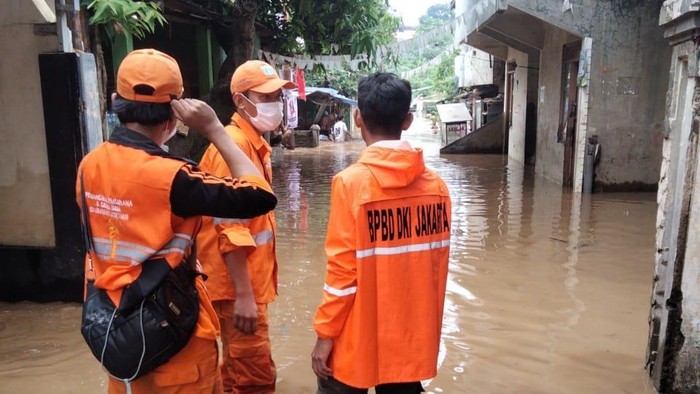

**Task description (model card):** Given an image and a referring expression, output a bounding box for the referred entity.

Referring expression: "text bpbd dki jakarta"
[366,202,450,243]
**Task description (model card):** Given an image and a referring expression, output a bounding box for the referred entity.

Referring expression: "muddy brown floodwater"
[0,120,657,393]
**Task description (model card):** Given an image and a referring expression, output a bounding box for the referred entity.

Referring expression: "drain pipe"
[583,135,600,194]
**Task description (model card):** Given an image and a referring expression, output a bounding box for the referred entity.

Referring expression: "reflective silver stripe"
[356,239,451,259]
[94,253,141,266]
[253,229,274,246]
[165,237,191,250]
[93,238,156,254]
[92,236,192,264]
[323,283,357,297]
[154,236,191,256]
[93,243,151,264]
[173,233,192,240]
[154,248,187,256]
[213,218,251,225]
[94,253,133,265]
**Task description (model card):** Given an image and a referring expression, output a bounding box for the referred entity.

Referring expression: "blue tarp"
[305,87,357,106]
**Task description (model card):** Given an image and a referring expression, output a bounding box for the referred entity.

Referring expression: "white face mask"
[242,95,284,131]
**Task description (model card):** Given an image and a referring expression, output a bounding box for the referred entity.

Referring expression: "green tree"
[417,3,452,33]
[299,2,456,101]
[385,2,455,98]
[257,0,400,61]
[304,65,364,98]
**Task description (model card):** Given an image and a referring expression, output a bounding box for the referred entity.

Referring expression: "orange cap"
[116,49,184,103]
[230,60,295,95]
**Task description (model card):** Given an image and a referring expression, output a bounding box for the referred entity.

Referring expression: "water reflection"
[0,125,657,393]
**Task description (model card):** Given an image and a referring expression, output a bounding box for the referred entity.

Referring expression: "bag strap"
[79,171,97,281]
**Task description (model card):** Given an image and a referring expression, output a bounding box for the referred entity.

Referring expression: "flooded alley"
[0,124,657,393]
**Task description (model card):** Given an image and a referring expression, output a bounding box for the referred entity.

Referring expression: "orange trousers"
[107,337,222,394]
[214,300,276,394]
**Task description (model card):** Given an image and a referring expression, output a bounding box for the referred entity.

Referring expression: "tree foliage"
[408,50,458,97]
[417,3,452,33]
[304,65,362,98]
[299,2,456,99]
[255,0,400,62]
[82,0,407,158]
[83,0,167,40]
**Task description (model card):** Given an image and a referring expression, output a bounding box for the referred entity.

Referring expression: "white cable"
[126,299,148,381]
[99,298,148,387]
[99,308,118,370]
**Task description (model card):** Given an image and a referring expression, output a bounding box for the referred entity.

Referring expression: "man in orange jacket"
[197,60,294,393]
[311,73,452,393]
[78,49,278,393]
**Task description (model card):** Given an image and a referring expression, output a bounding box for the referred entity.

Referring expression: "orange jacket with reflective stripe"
[78,139,215,340]
[313,141,451,388]
[197,114,278,303]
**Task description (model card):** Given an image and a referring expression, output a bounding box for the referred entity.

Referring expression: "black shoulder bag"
[79,173,200,382]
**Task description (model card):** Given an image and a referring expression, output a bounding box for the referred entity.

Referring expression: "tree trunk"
[167,5,257,161]
[93,28,109,140]
[67,6,87,51]
[71,6,109,142]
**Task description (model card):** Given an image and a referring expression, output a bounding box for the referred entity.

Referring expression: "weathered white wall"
[0,0,55,26]
[506,48,528,164]
[650,48,700,393]
[0,1,57,247]
[455,45,494,88]
[677,136,700,390]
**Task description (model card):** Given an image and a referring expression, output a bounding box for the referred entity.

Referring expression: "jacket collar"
[231,113,270,153]
[109,126,196,166]
[369,139,414,150]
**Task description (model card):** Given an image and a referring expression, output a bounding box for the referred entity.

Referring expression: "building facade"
[455,0,670,192]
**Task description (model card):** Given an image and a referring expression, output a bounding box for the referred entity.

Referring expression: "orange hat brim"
[249,78,296,94]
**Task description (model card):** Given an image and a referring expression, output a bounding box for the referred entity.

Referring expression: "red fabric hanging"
[295,67,306,101]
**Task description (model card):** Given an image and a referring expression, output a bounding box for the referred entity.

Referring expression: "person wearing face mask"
[77,49,278,393]
[197,60,294,394]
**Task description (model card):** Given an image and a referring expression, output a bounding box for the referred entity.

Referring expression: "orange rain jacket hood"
[357,144,426,189]
[313,141,451,388]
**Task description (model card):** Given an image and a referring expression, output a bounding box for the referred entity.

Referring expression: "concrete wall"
[585,1,669,190]
[506,48,528,164]
[0,2,57,247]
[441,114,505,154]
